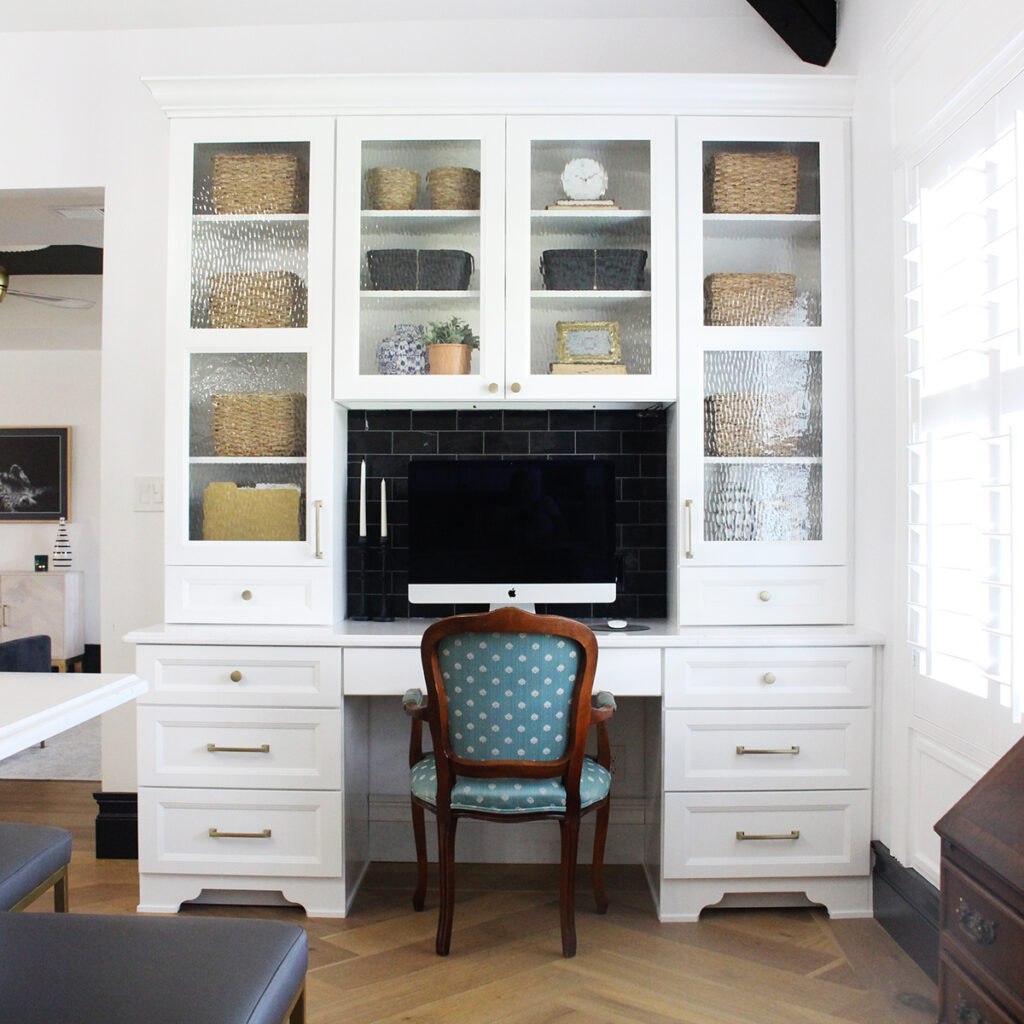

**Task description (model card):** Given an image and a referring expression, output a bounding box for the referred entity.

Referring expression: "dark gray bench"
[0,822,71,911]
[0,911,308,1024]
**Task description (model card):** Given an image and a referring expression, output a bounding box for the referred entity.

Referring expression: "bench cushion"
[0,912,307,1024]
[0,823,71,910]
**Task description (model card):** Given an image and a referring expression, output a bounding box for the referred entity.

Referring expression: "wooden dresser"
[934,736,1024,1023]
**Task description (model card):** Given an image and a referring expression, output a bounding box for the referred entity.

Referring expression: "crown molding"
[143,72,855,119]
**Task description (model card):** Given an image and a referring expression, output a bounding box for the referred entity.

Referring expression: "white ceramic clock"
[560,157,609,201]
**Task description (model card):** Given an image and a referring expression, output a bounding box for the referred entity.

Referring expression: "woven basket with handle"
[208,271,305,329]
[211,392,305,457]
[709,152,799,214]
[211,153,300,214]
[365,166,420,210]
[426,167,480,210]
[704,273,796,327]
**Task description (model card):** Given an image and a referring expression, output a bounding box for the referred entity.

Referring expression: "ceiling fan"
[0,244,100,309]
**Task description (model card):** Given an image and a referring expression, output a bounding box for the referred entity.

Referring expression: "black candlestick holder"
[349,537,371,621]
[372,537,394,622]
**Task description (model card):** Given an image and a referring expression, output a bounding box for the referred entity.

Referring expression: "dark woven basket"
[540,249,647,290]
[366,249,474,290]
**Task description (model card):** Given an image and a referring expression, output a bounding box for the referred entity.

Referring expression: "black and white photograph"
[0,426,70,522]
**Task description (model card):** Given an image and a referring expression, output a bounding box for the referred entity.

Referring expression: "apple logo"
[508,587,516,598]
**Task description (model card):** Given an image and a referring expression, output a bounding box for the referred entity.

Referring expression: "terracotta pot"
[427,343,472,375]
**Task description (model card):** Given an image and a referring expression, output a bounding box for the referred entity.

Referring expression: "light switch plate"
[134,475,164,512]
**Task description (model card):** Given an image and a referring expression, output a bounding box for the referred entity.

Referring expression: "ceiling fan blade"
[5,287,95,309]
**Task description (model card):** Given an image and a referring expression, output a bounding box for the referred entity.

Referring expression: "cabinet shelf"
[531,209,651,221]
[531,290,650,301]
[360,290,481,301]
[193,214,310,224]
[189,457,308,465]
[361,210,480,220]
[704,456,823,465]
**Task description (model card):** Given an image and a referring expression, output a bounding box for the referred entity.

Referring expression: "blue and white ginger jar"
[377,323,429,375]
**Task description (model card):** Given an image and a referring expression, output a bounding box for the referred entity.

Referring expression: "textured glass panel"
[705,350,821,457]
[189,353,307,457]
[189,463,306,543]
[704,462,823,542]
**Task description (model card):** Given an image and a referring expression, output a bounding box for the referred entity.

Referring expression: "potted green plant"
[424,316,479,375]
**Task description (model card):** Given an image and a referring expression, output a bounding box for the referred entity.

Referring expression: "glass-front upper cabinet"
[333,116,505,403]
[675,117,848,583]
[505,115,676,402]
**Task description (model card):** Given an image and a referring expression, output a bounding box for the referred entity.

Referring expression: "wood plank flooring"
[1,781,938,1023]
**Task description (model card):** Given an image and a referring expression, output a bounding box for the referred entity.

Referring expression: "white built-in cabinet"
[333,115,676,405]
[163,118,340,625]
[673,117,850,625]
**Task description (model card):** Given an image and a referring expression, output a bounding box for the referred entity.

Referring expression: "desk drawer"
[663,789,870,879]
[138,787,342,877]
[664,647,872,709]
[138,706,341,789]
[137,646,340,708]
[939,950,1021,1024]
[664,709,871,790]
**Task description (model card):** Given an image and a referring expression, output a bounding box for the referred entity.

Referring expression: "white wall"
[0,349,102,641]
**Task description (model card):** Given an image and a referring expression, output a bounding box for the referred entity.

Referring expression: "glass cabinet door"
[334,116,505,402]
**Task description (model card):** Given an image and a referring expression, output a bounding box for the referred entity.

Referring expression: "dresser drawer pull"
[758,590,771,602]
[956,899,997,945]
[762,672,777,684]
[736,830,800,841]
[241,589,253,601]
[736,745,800,756]
[955,994,988,1024]
[206,743,270,754]
[229,670,243,683]
[208,828,272,839]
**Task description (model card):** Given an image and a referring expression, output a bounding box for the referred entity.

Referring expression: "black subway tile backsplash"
[346,407,667,621]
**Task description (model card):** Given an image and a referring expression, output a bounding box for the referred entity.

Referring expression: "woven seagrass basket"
[705,391,801,457]
[426,166,481,210]
[211,392,305,457]
[704,273,796,327]
[202,482,300,541]
[211,153,301,214]
[708,152,799,214]
[208,271,305,329]
[365,166,420,210]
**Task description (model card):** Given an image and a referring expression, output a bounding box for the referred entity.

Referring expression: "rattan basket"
[705,392,801,457]
[365,166,420,210]
[211,153,301,215]
[202,482,301,541]
[704,273,796,327]
[208,271,305,329]
[708,152,799,214]
[211,392,305,457]
[426,166,481,210]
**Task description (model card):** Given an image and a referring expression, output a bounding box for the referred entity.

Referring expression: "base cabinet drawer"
[138,706,341,789]
[939,951,1021,1024]
[663,789,870,879]
[139,788,342,877]
[664,709,872,790]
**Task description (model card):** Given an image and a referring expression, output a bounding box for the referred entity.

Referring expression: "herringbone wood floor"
[3,781,938,1023]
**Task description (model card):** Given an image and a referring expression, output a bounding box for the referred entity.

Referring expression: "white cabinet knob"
[758,590,771,602]
[762,672,777,684]
[241,589,253,601]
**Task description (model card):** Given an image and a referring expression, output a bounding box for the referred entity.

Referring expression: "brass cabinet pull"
[1,604,7,627]
[206,743,270,754]
[956,899,997,945]
[736,745,800,756]
[314,499,324,559]
[510,382,522,393]
[762,672,777,684]
[229,670,242,683]
[208,828,271,839]
[241,589,253,601]
[684,499,694,559]
[736,830,800,841]
[954,994,988,1024]
[758,590,772,602]
[488,382,499,393]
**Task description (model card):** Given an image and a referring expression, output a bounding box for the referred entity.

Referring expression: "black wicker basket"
[540,248,647,290]
[366,249,474,290]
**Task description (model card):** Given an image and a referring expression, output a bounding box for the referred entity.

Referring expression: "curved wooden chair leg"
[559,815,581,958]
[592,801,610,914]
[435,814,458,956]
[411,800,428,912]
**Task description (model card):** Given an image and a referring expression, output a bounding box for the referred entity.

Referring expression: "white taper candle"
[358,460,367,537]
[380,478,388,538]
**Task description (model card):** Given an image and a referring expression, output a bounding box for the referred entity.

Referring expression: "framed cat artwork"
[0,427,71,522]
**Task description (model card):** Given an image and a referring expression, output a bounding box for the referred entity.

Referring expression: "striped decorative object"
[51,517,72,569]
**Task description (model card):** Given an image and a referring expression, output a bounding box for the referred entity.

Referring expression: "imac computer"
[407,457,617,609]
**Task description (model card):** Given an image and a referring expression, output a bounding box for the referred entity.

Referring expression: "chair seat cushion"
[411,753,611,814]
[0,912,307,1024]
[0,823,71,911]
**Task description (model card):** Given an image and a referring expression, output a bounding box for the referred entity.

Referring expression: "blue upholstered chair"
[404,607,616,957]
[0,634,52,673]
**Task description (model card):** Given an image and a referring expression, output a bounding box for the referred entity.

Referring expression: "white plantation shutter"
[905,72,1024,720]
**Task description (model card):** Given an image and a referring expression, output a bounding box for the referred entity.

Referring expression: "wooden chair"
[403,606,616,957]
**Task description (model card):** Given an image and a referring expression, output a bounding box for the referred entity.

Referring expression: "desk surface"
[0,672,148,760]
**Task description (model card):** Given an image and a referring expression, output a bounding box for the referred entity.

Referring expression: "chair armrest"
[403,688,429,720]
[590,690,616,724]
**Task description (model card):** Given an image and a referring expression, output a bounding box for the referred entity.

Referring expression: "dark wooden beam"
[746,0,836,67]
[0,244,103,275]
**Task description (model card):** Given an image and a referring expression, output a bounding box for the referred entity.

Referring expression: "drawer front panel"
[664,709,872,790]
[941,859,1024,1005]
[138,706,341,789]
[138,787,342,877]
[137,646,341,707]
[678,567,848,626]
[939,951,1021,1024]
[663,789,871,879]
[165,565,332,625]
[664,647,872,709]
[594,648,662,697]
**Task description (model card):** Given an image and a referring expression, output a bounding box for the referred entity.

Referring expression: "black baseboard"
[83,643,101,673]
[872,840,939,981]
[93,791,138,860]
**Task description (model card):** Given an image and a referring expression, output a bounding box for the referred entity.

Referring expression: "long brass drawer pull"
[736,830,800,841]
[684,499,695,558]
[956,899,997,945]
[736,745,800,756]
[208,828,272,839]
[206,743,270,754]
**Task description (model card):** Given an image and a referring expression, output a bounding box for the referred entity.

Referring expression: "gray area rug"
[0,717,101,780]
